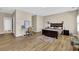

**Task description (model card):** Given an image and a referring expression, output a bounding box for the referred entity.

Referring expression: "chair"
[71,36,79,51]
[26,27,33,36]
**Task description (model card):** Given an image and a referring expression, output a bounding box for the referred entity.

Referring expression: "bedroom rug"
[36,35,55,43]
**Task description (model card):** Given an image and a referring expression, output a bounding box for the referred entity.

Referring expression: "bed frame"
[50,21,63,29]
[42,21,63,39]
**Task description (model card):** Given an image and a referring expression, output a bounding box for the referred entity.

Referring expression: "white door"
[4,17,12,32]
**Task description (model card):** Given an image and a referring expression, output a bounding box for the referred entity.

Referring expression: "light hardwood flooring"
[0,33,73,51]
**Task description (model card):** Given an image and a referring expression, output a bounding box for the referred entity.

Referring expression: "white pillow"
[58,27,62,29]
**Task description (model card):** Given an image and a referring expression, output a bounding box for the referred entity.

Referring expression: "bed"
[42,21,63,39]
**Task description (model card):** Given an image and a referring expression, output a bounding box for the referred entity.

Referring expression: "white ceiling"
[0,7,78,16]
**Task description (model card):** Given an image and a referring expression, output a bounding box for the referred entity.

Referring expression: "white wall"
[32,15,44,32]
[44,11,77,34]
[15,10,32,37]
[32,15,37,32]
[36,16,43,32]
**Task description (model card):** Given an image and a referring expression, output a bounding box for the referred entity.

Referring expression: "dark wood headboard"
[50,21,63,29]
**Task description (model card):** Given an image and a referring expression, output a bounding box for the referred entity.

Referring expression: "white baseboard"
[0,32,12,35]
[16,33,25,37]
[0,32,5,34]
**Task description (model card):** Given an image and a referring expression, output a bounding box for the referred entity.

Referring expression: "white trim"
[0,32,5,34]
[15,33,25,37]
[0,32,12,34]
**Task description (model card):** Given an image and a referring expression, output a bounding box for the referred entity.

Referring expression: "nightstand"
[63,30,69,36]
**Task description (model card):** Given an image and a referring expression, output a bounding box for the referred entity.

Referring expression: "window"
[77,16,79,32]
[24,20,30,31]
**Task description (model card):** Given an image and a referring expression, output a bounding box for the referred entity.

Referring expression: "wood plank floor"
[0,33,73,51]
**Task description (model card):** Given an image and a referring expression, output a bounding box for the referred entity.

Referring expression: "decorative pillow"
[50,27,54,29]
[58,27,62,29]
